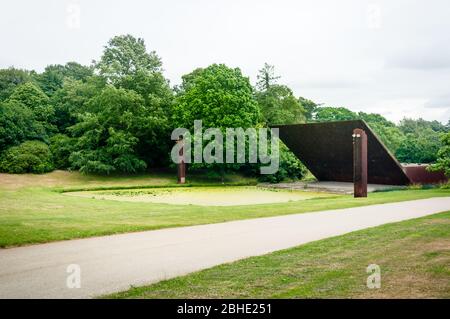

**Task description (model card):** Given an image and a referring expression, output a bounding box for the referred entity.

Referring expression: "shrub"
[0,140,54,174]
[258,144,307,183]
[440,182,450,189]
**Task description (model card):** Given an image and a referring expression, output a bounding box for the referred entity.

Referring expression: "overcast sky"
[1,0,449,123]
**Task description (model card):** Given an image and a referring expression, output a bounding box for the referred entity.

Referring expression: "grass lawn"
[1,170,449,247]
[108,211,450,299]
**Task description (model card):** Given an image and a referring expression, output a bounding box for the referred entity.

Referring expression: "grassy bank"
[108,211,450,299]
[1,171,449,247]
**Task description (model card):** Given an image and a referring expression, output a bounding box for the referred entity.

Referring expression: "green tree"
[358,112,395,127]
[0,68,33,101]
[429,132,450,177]
[399,118,448,134]
[96,34,162,84]
[68,86,154,174]
[50,76,106,133]
[370,124,405,155]
[256,84,306,125]
[395,118,445,163]
[314,106,357,121]
[0,83,55,152]
[92,35,174,166]
[174,64,260,176]
[258,143,307,183]
[0,140,54,174]
[255,64,306,125]
[34,62,93,96]
[299,97,318,121]
[0,100,46,153]
[8,82,55,126]
[96,35,174,166]
[358,112,405,154]
[175,64,260,129]
[396,128,441,163]
[256,63,280,91]
[49,134,77,169]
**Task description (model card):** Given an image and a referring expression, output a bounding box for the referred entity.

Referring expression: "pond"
[66,186,331,206]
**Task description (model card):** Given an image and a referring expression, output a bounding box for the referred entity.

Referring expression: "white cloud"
[425,94,450,109]
[1,0,450,124]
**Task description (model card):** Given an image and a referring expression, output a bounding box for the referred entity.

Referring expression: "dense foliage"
[0,141,53,173]
[429,132,450,177]
[174,64,260,129]
[69,86,149,174]
[0,36,447,180]
[173,64,261,176]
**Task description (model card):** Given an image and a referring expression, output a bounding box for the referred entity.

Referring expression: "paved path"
[1,197,449,298]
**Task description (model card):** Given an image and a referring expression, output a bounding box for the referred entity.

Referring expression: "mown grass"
[0,171,449,247]
[108,211,450,299]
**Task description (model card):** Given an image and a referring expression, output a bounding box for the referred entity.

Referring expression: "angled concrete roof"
[273,120,411,185]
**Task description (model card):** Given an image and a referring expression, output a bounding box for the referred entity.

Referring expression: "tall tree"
[95,35,173,165]
[256,63,280,91]
[175,64,260,129]
[95,34,162,84]
[255,64,306,125]
[174,64,261,177]
[256,84,306,125]
[69,86,150,174]
[299,97,318,121]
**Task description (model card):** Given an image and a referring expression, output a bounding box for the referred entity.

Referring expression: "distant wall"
[402,165,447,185]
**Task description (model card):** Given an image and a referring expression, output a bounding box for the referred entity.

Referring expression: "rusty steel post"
[353,128,367,197]
[177,138,186,184]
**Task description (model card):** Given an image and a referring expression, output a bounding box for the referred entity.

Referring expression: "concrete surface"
[260,181,405,194]
[0,197,449,299]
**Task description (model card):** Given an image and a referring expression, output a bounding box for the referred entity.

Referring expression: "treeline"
[0,35,448,180]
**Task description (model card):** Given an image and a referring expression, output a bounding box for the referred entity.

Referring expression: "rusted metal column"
[353,128,367,197]
[177,138,186,184]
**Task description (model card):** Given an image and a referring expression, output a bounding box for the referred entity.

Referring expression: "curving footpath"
[1,197,449,298]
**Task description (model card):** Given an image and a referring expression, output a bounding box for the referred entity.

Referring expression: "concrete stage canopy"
[273,120,411,185]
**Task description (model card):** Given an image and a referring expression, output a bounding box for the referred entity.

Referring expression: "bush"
[440,182,450,189]
[0,140,54,173]
[258,144,307,183]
